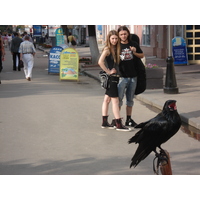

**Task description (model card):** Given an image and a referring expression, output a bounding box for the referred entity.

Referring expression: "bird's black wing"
[129,113,167,144]
[134,113,163,129]
[129,115,169,168]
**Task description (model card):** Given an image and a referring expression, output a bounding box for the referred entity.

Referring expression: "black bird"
[128,100,182,169]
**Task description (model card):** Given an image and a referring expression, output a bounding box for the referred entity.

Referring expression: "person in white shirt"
[19,36,36,81]
[22,31,33,43]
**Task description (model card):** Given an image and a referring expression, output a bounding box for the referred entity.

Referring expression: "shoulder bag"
[99,70,110,89]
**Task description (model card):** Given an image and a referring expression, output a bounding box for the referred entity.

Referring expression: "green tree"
[0,25,13,34]
[16,25,25,33]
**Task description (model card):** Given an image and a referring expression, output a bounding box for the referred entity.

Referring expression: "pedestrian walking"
[11,32,23,71]
[68,32,76,48]
[8,34,12,50]
[0,34,5,84]
[117,26,144,127]
[22,31,33,43]
[19,35,36,81]
[98,30,131,131]
[3,34,8,48]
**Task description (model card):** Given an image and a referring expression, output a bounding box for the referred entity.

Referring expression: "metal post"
[163,25,179,94]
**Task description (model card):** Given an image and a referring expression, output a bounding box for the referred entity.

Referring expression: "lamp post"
[163,25,179,94]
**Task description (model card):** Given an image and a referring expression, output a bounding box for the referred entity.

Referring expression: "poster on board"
[55,28,64,46]
[172,37,188,65]
[33,25,42,36]
[60,48,79,81]
[48,46,64,74]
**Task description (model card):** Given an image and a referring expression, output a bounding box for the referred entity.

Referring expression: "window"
[142,25,150,46]
[186,32,193,37]
[185,25,200,63]
[186,25,193,30]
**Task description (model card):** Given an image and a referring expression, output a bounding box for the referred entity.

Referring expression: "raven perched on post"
[128,100,181,169]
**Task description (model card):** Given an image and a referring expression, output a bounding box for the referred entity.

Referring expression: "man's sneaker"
[125,118,137,127]
[101,121,115,129]
[115,118,131,132]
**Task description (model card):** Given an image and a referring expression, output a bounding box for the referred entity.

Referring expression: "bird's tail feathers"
[128,135,138,144]
[130,145,152,168]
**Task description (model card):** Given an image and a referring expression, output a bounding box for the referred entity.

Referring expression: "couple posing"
[98,26,144,131]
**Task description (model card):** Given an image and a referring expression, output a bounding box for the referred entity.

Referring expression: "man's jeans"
[118,77,137,107]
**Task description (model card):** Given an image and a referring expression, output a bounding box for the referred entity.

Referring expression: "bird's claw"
[159,149,169,160]
[153,150,169,175]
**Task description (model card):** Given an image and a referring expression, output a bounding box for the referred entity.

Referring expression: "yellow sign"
[60,48,79,81]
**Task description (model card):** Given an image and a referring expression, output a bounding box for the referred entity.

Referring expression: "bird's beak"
[168,102,177,111]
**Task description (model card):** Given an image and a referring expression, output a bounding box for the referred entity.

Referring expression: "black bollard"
[163,56,179,94]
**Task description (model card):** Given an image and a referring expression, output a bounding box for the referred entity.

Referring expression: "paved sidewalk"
[39,45,200,131]
[1,46,200,176]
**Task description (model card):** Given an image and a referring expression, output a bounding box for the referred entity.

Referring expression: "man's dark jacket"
[11,37,23,53]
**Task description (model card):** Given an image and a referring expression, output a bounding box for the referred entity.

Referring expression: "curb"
[82,71,100,83]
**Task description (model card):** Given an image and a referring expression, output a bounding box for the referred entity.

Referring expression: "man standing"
[117,26,144,127]
[11,32,23,71]
[19,36,36,81]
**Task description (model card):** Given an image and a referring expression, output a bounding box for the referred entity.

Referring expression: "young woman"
[98,30,131,131]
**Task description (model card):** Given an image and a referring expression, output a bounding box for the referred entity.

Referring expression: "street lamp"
[163,25,179,94]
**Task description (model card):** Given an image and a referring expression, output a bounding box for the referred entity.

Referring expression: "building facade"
[15,25,200,64]
[99,25,200,64]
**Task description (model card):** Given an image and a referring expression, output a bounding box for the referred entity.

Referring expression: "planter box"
[146,68,163,89]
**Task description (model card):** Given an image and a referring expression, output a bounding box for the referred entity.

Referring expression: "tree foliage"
[0,25,13,34]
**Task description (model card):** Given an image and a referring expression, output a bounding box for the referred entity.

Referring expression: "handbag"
[99,71,110,89]
[134,58,146,95]
[19,60,24,68]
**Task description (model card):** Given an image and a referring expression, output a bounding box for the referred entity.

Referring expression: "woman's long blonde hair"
[104,30,120,64]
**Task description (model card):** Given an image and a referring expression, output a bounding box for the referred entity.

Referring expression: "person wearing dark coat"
[11,32,23,71]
